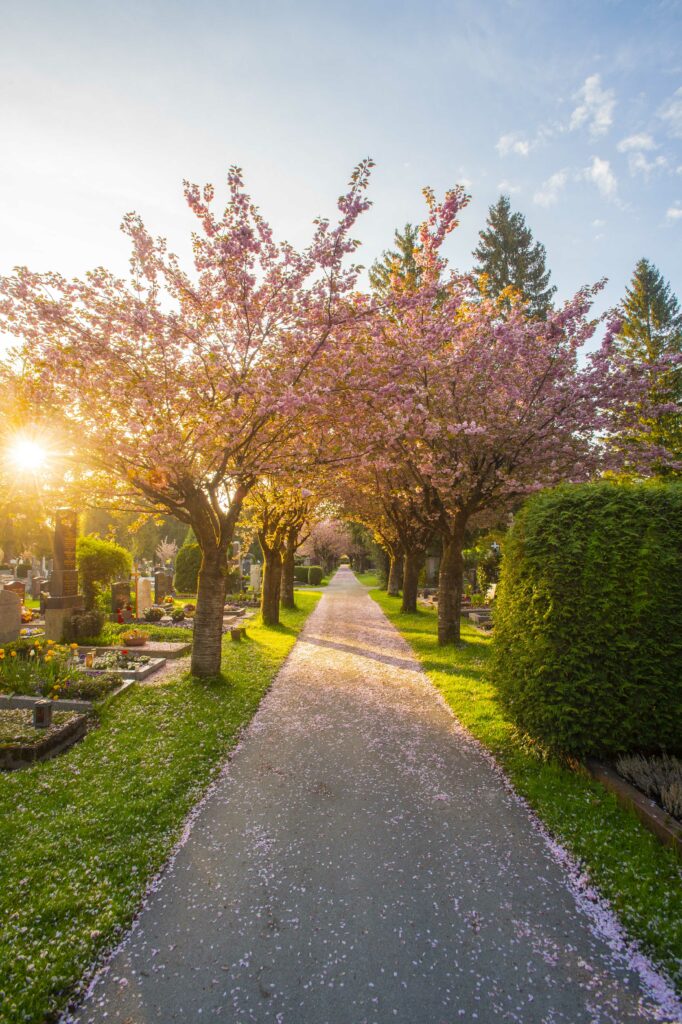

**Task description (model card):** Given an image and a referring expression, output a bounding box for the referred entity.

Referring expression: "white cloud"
[617,132,656,152]
[627,151,667,177]
[496,133,531,157]
[592,218,605,227]
[667,204,682,220]
[570,74,615,136]
[497,179,521,194]
[583,156,618,199]
[659,87,682,138]
[533,170,568,207]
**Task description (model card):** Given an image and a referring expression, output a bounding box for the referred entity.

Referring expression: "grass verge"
[371,590,682,992]
[0,592,320,1024]
[354,571,379,587]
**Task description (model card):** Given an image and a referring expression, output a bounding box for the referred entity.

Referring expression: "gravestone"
[249,564,262,596]
[31,576,48,600]
[45,509,84,641]
[137,578,153,618]
[111,580,131,613]
[0,590,21,643]
[154,571,169,605]
[3,579,26,602]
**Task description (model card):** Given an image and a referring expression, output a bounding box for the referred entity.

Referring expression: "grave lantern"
[33,700,53,729]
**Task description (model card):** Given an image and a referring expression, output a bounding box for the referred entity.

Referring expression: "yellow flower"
[10,651,17,658]
[70,643,78,650]
[0,652,5,660]
[47,639,55,646]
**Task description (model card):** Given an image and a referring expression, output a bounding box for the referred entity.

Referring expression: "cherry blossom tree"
[0,162,373,675]
[241,481,319,625]
[353,185,678,644]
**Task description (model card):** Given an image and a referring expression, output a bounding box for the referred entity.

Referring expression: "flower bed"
[0,640,121,702]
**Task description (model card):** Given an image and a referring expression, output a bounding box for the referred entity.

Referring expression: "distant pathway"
[68,569,680,1023]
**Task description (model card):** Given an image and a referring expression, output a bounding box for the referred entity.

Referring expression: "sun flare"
[7,436,49,472]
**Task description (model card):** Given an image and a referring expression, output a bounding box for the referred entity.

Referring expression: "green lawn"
[354,570,379,587]
[0,592,320,1024]
[371,591,682,992]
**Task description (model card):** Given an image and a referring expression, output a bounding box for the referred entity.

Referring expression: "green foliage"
[369,223,422,296]
[293,565,310,583]
[492,482,682,758]
[62,609,105,644]
[371,590,682,990]
[170,607,185,622]
[76,535,132,612]
[15,562,31,580]
[307,565,324,585]
[615,258,682,471]
[0,592,320,1024]
[174,541,201,593]
[473,195,556,318]
[144,607,164,622]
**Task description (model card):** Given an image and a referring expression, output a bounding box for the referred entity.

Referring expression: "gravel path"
[67,568,680,1024]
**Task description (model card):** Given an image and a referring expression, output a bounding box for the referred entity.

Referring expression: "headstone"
[33,700,53,729]
[249,564,262,595]
[44,509,84,641]
[137,578,153,618]
[111,580,131,612]
[0,590,21,643]
[3,579,26,602]
[154,571,169,605]
[31,576,47,600]
[50,509,79,598]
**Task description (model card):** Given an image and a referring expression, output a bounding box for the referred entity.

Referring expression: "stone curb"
[586,758,682,857]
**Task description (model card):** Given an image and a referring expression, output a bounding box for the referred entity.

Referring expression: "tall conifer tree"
[369,223,422,295]
[473,195,556,318]
[616,258,682,471]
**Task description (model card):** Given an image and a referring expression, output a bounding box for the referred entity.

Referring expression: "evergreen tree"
[616,258,682,471]
[369,223,422,295]
[473,195,556,318]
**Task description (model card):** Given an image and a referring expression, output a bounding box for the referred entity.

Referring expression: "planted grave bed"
[0,639,122,702]
[0,708,89,770]
[81,650,166,681]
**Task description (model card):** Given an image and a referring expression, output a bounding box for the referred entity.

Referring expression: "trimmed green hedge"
[492,481,682,758]
[293,565,309,583]
[307,565,324,585]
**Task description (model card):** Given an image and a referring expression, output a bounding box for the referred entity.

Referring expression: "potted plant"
[120,629,149,648]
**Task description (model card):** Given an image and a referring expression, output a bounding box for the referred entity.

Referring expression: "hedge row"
[492,481,682,758]
[294,565,324,585]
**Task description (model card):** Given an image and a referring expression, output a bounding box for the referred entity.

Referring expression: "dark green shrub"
[171,607,185,622]
[144,606,164,622]
[174,543,201,593]
[63,610,106,644]
[307,565,324,586]
[76,536,132,612]
[492,482,682,758]
[294,565,309,583]
[15,562,32,579]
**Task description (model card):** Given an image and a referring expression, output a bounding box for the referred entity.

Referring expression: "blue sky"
[1,0,680,326]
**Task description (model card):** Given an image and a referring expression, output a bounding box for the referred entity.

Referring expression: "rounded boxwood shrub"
[174,543,201,593]
[293,565,309,583]
[307,565,324,586]
[492,481,682,759]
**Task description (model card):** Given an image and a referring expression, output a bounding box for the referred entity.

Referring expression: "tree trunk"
[387,547,404,596]
[261,550,283,626]
[280,531,296,610]
[401,549,423,613]
[437,524,466,645]
[191,547,229,677]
